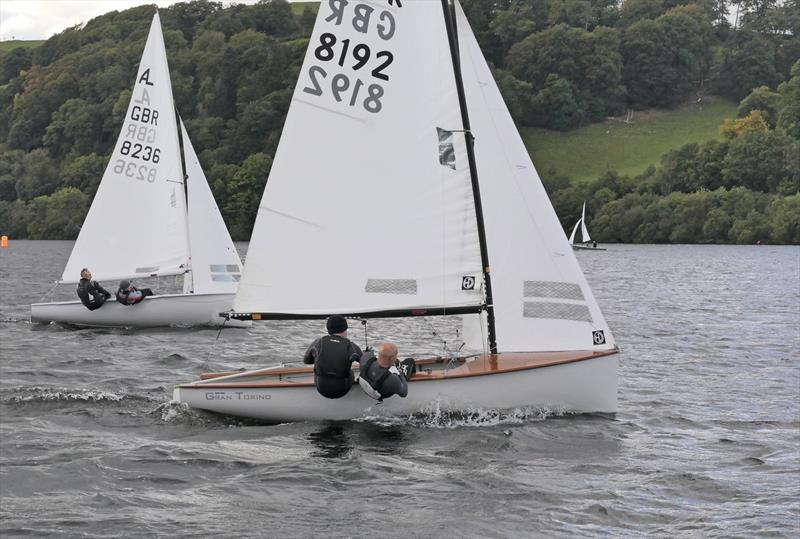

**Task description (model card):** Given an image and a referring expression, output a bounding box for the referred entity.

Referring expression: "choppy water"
[1,241,798,537]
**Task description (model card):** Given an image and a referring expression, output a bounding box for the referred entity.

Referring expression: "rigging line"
[206,316,229,363]
[422,316,467,372]
[420,316,452,360]
[37,281,60,303]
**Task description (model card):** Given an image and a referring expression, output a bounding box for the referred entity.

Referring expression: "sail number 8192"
[303,66,383,114]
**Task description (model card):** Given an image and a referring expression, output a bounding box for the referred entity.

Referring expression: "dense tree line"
[546,60,800,244]
[0,0,797,243]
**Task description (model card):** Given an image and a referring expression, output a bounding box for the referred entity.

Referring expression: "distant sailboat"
[570,202,605,251]
[31,13,246,328]
[173,0,618,421]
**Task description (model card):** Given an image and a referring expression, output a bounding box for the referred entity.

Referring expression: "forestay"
[60,13,187,284]
[454,3,615,352]
[181,120,242,294]
[234,0,484,315]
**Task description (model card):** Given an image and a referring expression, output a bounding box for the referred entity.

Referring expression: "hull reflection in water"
[174,351,618,422]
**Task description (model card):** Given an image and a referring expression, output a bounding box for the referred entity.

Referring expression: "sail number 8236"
[120,141,160,162]
[113,159,157,183]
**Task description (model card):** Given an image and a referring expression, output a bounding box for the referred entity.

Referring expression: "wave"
[0,386,157,406]
[0,316,31,324]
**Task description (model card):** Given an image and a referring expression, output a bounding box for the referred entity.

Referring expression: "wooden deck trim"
[198,357,449,380]
[181,349,618,390]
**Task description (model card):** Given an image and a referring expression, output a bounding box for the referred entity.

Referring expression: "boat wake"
[358,400,568,429]
[154,399,263,428]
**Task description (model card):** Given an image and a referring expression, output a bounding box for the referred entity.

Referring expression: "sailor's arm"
[94,282,111,297]
[303,338,321,364]
[386,368,408,398]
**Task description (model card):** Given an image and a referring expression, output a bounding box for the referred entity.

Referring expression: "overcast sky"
[0,0,301,41]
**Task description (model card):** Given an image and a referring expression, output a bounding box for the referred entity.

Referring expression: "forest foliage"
[0,0,797,243]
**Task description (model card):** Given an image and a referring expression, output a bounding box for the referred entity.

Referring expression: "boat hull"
[31,293,248,328]
[174,352,618,422]
[572,244,606,251]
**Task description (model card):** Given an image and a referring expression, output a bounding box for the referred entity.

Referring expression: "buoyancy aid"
[313,335,356,399]
[76,281,92,306]
[314,335,354,379]
[357,353,392,401]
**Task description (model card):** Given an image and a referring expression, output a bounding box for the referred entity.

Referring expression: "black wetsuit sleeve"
[348,342,363,362]
[94,282,111,297]
[304,338,321,364]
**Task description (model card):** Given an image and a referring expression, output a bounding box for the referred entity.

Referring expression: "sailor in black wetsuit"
[304,315,363,399]
[358,341,410,401]
[76,268,111,311]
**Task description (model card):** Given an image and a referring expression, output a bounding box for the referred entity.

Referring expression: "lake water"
[1,241,798,537]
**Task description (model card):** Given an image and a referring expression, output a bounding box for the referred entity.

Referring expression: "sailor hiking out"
[115,280,154,306]
[358,342,413,401]
[76,268,111,311]
[304,315,363,399]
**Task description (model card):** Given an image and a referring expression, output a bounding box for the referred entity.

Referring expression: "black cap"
[119,280,131,290]
[326,315,348,335]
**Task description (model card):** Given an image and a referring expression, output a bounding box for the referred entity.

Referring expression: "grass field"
[0,39,45,52]
[522,98,738,182]
[0,40,45,52]
[290,2,319,15]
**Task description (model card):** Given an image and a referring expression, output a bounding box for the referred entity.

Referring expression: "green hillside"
[290,2,319,15]
[0,40,44,52]
[522,99,738,182]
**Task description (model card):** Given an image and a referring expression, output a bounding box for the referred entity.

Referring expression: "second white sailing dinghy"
[569,202,606,251]
[31,13,245,328]
[174,0,619,421]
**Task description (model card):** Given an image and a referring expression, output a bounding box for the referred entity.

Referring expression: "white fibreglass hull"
[31,293,248,328]
[174,353,618,422]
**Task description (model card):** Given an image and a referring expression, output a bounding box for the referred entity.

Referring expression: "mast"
[176,112,194,293]
[441,0,498,354]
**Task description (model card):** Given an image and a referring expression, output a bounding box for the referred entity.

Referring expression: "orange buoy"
[0,235,7,249]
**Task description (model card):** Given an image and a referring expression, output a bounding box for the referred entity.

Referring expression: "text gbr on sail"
[325,0,396,40]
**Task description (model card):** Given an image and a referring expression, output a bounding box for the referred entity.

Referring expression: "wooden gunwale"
[198,356,454,380]
[181,349,618,389]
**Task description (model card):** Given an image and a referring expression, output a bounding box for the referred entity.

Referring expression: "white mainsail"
[234,1,484,315]
[454,2,615,352]
[580,201,591,242]
[569,218,582,245]
[61,13,187,284]
[181,120,242,294]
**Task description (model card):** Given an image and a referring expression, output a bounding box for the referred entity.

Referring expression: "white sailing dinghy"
[569,202,606,251]
[31,13,245,328]
[173,0,618,421]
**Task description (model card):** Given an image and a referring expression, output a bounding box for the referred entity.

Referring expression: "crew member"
[358,341,411,400]
[304,315,363,399]
[76,268,111,311]
[115,280,154,306]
